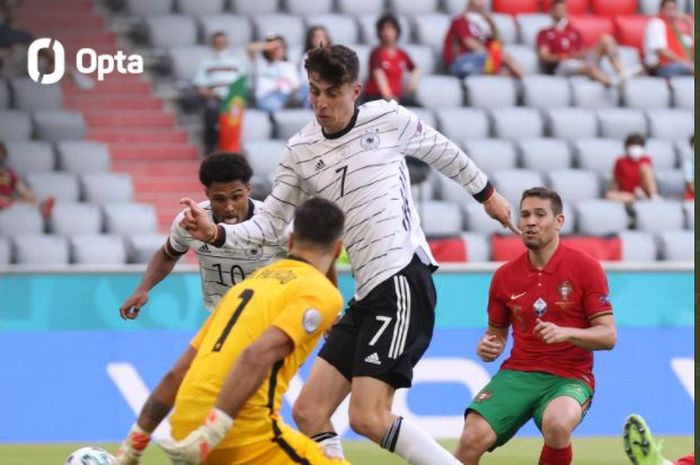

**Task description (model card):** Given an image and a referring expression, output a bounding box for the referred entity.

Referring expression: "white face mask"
[627,145,645,159]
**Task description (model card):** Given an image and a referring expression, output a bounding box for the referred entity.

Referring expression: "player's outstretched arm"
[482,190,520,235]
[119,246,179,320]
[534,315,616,350]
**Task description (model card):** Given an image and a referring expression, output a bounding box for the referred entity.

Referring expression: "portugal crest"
[558,281,573,301]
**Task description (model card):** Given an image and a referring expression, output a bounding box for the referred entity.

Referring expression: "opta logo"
[27,38,144,84]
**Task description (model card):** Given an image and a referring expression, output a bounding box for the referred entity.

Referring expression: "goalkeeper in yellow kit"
[114,197,349,465]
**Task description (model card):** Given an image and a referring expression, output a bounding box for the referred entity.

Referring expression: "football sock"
[311,431,345,459]
[539,443,572,465]
[381,416,462,465]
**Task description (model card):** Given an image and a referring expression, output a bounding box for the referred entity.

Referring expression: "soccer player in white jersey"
[177,45,518,465]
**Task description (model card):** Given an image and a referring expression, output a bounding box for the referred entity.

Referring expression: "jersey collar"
[526,242,565,275]
[245,199,255,221]
[322,107,359,140]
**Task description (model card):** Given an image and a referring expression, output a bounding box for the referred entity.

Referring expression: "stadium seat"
[178,0,224,15]
[125,233,167,263]
[633,200,684,234]
[490,107,544,140]
[463,232,490,262]
[10,78,63,112]
[0,111,32,140]
[541,0,588,14]
[445,0,484,15]
[622,77,671,109]
[560,202,575,235]
[600,45,642,77]
[570,78,620,108]
[81,173,134,204]
[574,138,624,178]
[639,0,689,14]
[273,109,313,140]
[57,141,110,174]
[0,236,10,264]
[547,169,600,203]
[619,231,657,261]
[243,140,287,179]
[33,110,86,142]
[435,173,479,205]
[683,200,693,229]
[50,202,102,236]
[402,44,437,75]
[464,202,515,235]
[435,108,489,141]
[390,0,439,14]
[519,138,572,171]
[645,139,677,170]
[413,13,450,51]
[145,15,197,47]
[287,0,332,14]
[545,107,598,140]
[104,203,159,235]
[522,75,571,109]
[464,76,517,109]
[516,13,553,47]
[242,109,273,141]
[304,14,359,45]
[406,107,437,129]
[125,0,172,15]
[168,45,209,81]
[357,13,412,45]
[596,108,647,139]
[231,0,279,15]
[504,44,539,74]
[655,169,685,198]
[69,234,127,265]
[26,172,80,202]
[0,79,8,108]
[14,235,69,265]
[337,0,385,15]
[353,44,372,83]
[613,15,651,50]
[492,13,517,44]
[4,141,54,175]
[646,109,694,140]
[491,169,546,206]
[0,204,43,237]
[576,200,628,235]
[670,76,694,110]
[462,139,517,176]
[675,138,693,165]
[569,14,614,48]
[492,0,538,14]
[659,230,693,261]
[198,16,253,47]
[416,75,463,107]
[590,0,637,16]
[418,200,463,236]
[252,15,305,46]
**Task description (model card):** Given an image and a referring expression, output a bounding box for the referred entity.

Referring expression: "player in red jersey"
[454,187,617,465]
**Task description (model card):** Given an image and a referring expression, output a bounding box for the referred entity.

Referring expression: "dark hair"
[304,25,331,52]
[376,14,401,39]
[263,34,287,61]
[660,0,677,8]
[520,187,563,216]
[0,141,6,158]
[624,132,646,147]
[293,197,345,249]
[199,152,253,187]
[305,45,359,86]
[210,31,227,42]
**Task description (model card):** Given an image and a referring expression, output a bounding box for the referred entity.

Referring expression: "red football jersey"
[488,244,613,390]
[613,154,652,193]
[443,15,495,66]
[0,168,18,198]
[364,46,416,98]
[536,22,583,56]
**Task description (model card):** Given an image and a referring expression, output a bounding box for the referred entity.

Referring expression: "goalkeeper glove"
[158,408,233,465]
[115,423,151,465]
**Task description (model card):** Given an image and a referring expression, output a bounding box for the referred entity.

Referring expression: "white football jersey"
[167,199,286,311]
[218,100,490,299]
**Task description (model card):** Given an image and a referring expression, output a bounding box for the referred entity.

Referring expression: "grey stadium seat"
[305,14,359,45]
[622,77,671,109]
[416,75,463,107]
[445,0,491,14]
[145,15,197,47]
[11,78,63,112]
[504,44,539,75]
[413,13,450,51]
[358,13,412,45]
[242,109,273,140]
[0,79,8,108]
[273,109,313,140]
[655,169,685,198]
[81,173,134,204]
[492,13,517,43]
[600,45,642,78]
[252,15,305,47]
[198,16,253,49]
[646,109,694,140]
[0,204,43,237]
[338,0,385,15]
[435,174,479,205]
[464,76,517,109]
[619,231,658,261]
[125,233,168,263]
[464,201,516,236]
[597,108,647,139]
[519,138,572,171]
[70,234,127,265]
[516,13,552,47]
[104,203,159,235]
[0,111,32,140]
[178,0,225,15]
[545,107,598,140]
[26,172,80,202]
[0,236,10,264]
[168,45,209,81]
[33,110,86,142]
[14,235,69,265]
[491,169,546,206]
[403,44,437,75]
[462,139,517,176]
[463,232,490,261]
[57,141,110,174]
[5,141,54,175]
[125,0,172,15]
[574,138,624,178]
[289,0,332,15]
[645,138,677,170]
[405,107,436,129]
[522,75,571,109]
[353,44,372,83]
[570,78,620,108]
[435,108,489,141]
[419,200,463,237]
[490,108,544,140]
[633,200,684,234]
[683,200,694,229]
[576,200,628,235]
[670,76,694,110]
[640,0,689,13]
[231,0,278,15]
[243,140,286,179]
[547,169,600,203]
[50,202,102,236]
[659,230,693,261]
[559,202,575,235]
[390,0,439,14]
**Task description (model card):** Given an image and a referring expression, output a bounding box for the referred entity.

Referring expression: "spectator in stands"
[683,135,693,200]
[248,34,300,113]
[536,0,628,86]
[193,31,248,155]
[363,14,420,106]
[0,142,54,218]
[644,0,694,78]
[0,0,31,75]
[443,0,524,79]
[606,133,660,205]
[298,26,332,108]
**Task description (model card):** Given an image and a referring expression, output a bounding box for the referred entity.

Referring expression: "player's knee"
[348,406,384,441]
[292,398,318,431]
[455,412,495,459]
[542,416,575,445]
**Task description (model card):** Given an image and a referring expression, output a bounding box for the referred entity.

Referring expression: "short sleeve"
[487,269,511,328]
[571,29,583,51]
[536,30,547,48]
[612,157,623,180]
[369,48,383,70]
[190,312,215,350]
[402,49,416,71]
[639,155,652,166]
[580,258,613,320]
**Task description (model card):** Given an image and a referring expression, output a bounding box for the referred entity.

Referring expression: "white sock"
[662,460,674,465]
[311,431,345,459]
[381,417,461,465]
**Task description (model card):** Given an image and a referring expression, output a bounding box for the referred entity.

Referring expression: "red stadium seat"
[541,0,589,14]
[491,235,622,262]
[614,15,652,50]
[569,14,614,48]
[428,237,468,262]
[493,0,539,14]
[491,236,526,261]
[590,0,637,16]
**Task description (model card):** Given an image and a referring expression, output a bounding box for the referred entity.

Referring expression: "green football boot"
[623,414,667,465]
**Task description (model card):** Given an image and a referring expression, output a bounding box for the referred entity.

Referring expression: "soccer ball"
[64,446,115,465]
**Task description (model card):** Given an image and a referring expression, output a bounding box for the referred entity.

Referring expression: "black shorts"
[318,255,437,389]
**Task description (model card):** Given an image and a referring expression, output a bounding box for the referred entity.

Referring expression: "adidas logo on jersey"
[364,352,381,365]
[198,244,210,254]
[315,159,326,171]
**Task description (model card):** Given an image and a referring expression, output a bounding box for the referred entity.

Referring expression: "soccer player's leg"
[623,414,672,465]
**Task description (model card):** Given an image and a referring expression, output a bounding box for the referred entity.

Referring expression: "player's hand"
[533,318,570,344]
[483,190,520,235]
[114,423,151,465]
[119,291,149,320]
[179,198,218,243]
[477,334,504,362]
[158,409,232,465]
